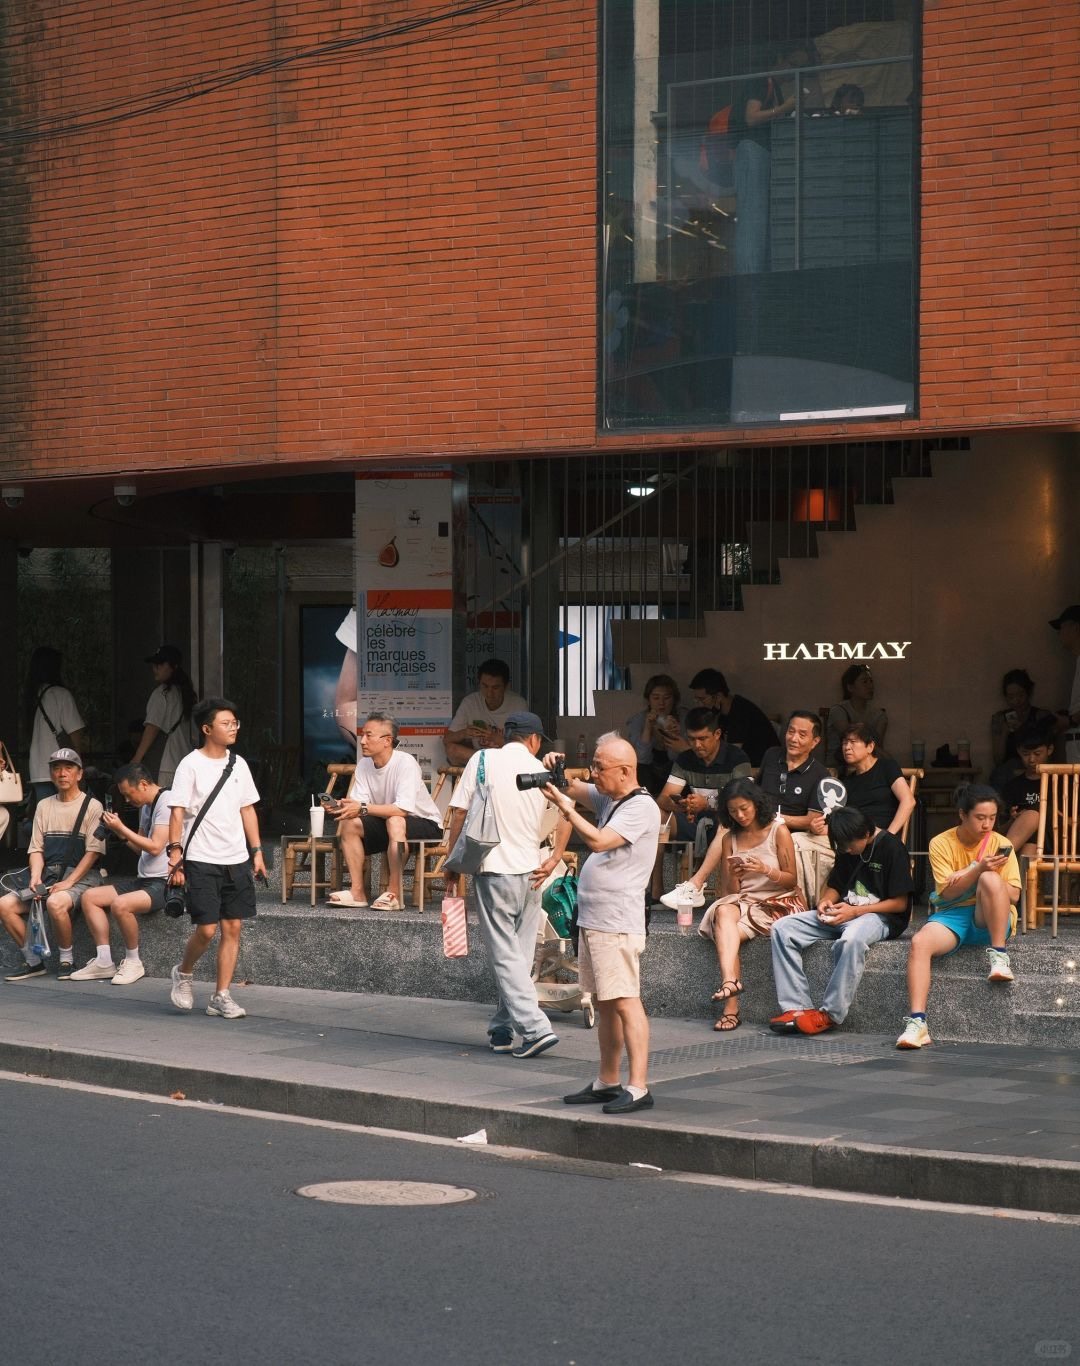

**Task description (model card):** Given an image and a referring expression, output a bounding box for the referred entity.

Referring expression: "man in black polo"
[759,711,833,902]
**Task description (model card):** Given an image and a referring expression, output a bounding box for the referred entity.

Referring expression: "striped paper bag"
[441,896,468,958]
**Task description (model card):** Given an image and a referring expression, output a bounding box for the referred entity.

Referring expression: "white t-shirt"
[576,786,662,935]
[348,749,441,824]
[144,685,195,783]
[449,742,547,875]
[30,686,85,783]
[448,688,529,735]
[169,748,260,866]
[336,609,357,654]
[136,788,173,880]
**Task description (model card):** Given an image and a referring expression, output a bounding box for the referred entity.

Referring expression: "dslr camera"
[516,755,568,793]
[164,880,188,919]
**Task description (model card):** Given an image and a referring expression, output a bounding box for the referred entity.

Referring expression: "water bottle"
[576,734,588,766]
[676,895,694,937]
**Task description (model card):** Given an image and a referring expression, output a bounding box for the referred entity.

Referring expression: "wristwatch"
[359,803,369,816]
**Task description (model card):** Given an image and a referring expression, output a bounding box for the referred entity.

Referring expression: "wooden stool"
[280,835,342,906]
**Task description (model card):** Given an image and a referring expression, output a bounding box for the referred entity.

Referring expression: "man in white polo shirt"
[330,712,443,911]
[165,697,266,1020]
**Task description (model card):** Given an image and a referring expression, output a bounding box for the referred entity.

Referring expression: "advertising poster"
[300,605,358,773]
[355,471,453,777]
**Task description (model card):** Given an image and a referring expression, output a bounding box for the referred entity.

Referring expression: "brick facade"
[0,0,1076,486]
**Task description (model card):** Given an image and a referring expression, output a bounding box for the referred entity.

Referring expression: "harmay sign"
[763,642,912,661]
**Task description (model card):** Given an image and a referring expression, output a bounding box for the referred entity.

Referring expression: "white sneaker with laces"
[986,949,1014,983]
[206,991,246,1020]
[112,958,146,985]
[170,964,194,1011]
[896,1016,931,1050]
[659,882,706,911]
[69,960,116,981]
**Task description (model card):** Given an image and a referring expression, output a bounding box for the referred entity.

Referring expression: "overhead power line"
[1,0,525,145]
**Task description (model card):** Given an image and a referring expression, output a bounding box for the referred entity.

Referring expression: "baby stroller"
[533,861,596,1029]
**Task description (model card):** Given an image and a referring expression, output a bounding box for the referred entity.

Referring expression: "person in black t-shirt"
[769,806,913,1035]
[758,711,833,902]
[839,722,915,839]
[689,669,779,766]
[1003,727,1054,855]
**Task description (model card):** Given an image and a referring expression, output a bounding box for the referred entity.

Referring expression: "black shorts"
[185,860,257,926]
[359,814,442,853]
[103,876,167,913]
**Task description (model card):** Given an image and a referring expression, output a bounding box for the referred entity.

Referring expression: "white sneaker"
[206,991,246,1020]
[170,964,194,1011]
[112,958,146,985]
[659,882,706,911]
[69,960,116,981]
[986,949,1015,983]
[896,1016,931,1050]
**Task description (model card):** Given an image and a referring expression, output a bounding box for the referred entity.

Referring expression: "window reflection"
[602,4,919,428]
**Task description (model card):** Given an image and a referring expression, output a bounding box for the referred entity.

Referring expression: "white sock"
[594,1078,616,1092]
[125,949,141,964]
[96,946,114,967]
[625,1084,648,1101]
[59,949,73,965]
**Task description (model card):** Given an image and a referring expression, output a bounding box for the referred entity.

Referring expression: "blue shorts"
[929,903,1017,951]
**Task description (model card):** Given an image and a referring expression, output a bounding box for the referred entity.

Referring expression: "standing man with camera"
[165,698,266,1019]
[444,711,568,1058]
[543,734,662,1115]
[70,762,173,984]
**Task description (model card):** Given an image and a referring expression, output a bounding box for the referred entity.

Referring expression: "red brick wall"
[0,0,1076,485]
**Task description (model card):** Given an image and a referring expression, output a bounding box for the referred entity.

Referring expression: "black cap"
[1049,606,1080,630]
[503,711,553,742]
[145,644,182,666]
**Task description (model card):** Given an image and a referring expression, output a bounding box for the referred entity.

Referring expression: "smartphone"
[318,792,342,809]
[994,843,1012,858]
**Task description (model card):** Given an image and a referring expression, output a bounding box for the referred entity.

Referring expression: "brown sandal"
[714,1013,741,1031]
[711,979,743,1001]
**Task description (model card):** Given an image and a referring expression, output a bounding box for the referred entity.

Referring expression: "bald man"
[543,733,662,1115]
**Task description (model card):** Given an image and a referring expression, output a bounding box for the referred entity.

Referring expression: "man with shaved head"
[543,733,662,1114]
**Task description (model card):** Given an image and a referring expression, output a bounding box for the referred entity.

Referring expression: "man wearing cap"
[1050,606,1080,763]
[329,711,444,911]
[131,644,196,787]
[444,711,569,1058]
[1,749,105,981]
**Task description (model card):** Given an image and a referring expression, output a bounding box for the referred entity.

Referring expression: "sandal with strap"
[711,979,743,1001]
[714,1013,741,1032]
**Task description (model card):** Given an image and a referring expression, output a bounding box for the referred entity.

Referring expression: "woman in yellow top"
[896,784,1020,1049]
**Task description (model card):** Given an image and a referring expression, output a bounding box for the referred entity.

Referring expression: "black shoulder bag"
[37,688,73,750]
[165,752,237,917]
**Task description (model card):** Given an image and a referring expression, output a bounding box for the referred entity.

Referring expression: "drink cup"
[309,805,325,838]
[910,740,925,765]
[676,899,694,935]
[957,739,971,765]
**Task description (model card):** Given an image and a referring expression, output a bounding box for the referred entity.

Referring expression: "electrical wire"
[1,0,525,145]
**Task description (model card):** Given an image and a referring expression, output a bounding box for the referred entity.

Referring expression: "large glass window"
[602,1,918,428]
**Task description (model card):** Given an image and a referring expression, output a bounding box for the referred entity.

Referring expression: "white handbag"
[0,742,24,804]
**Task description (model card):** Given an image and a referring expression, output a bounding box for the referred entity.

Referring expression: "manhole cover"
[295,1180,481,1206]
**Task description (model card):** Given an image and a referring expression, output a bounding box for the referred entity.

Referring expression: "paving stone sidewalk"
[2,976,1079,1212]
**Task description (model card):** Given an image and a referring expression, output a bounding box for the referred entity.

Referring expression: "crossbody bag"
[165,752,238,916]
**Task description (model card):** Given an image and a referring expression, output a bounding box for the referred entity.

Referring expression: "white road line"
[3,1069,1076,1226]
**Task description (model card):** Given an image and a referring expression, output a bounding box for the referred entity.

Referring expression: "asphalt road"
[2,1077,1076,1366]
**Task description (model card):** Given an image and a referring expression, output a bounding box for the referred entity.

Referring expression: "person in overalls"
[1,749,105,981]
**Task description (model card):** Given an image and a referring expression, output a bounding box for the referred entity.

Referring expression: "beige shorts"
[578,928,646,1001]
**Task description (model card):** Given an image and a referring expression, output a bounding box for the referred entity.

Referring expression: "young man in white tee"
[71,762,173,984]
[165,698,266,1019]
[330,711,443,911]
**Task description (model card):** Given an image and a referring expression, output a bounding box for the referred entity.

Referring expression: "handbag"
[444,750,502,875]
[37,689,73,750]
[541,872,577,940]
[0,742,23,804]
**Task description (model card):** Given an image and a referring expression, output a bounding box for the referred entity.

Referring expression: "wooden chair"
[280,834,342,905]
[899,767,923,847]
[1024,764,1080,936]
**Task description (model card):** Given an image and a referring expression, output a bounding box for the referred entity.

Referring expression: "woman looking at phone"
[684,777,804,1031]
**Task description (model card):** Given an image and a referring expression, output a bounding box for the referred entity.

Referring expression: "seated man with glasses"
[330,712,443,911]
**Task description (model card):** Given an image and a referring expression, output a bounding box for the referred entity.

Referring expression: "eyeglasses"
[589,761,623,773]
[215,719,240,730]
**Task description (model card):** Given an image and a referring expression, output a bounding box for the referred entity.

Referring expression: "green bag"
[542,872,577,940]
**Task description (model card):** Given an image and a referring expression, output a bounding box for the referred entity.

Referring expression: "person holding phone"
[896,785,1020,1050]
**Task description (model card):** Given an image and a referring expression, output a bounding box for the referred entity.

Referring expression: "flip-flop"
[371,892,402,911]
[714,1014,741,1032]
[711,979,743,1001]
[327,892,368,908]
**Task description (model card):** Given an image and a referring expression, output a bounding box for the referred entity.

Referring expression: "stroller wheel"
[582,1001,596,1029]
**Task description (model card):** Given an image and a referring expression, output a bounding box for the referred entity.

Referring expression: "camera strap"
[598,787,649,829]
[180,751,237,864]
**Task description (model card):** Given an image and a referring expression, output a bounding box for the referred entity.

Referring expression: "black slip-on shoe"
[602,1088,655,1115]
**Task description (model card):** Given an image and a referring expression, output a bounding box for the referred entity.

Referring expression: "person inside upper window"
[23,647,88,805]
[689,668,779,766]
[625,674,688,797]
[825,664,887,768]
[830,83,865,115]
[839,722,915,840]
[443,659,529,767]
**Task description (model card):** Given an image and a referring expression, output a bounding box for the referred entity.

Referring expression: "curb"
[4,1039,1080,1215]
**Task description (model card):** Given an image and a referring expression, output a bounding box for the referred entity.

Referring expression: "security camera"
[113,483,137,507]
[1,486,24,509]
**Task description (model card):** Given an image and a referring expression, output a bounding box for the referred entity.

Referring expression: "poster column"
[355,471,453,780]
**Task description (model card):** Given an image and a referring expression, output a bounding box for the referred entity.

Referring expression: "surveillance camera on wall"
[1,486,24,509]
[113,483,137,507]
